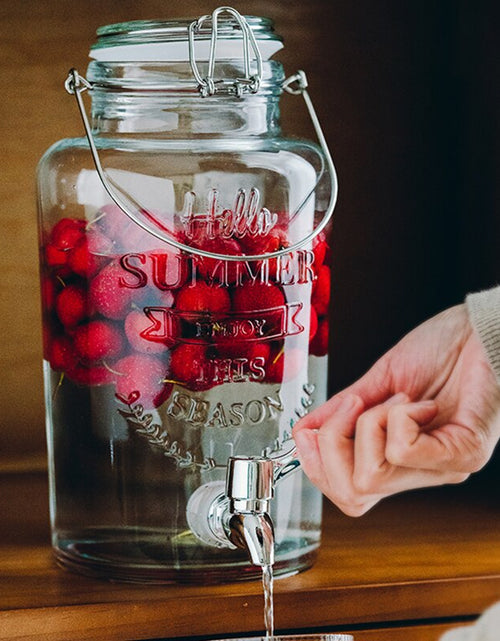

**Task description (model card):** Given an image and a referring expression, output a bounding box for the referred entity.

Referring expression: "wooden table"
[1,470,499,641]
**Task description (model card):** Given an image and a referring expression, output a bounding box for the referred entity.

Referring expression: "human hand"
[293,304,500,515]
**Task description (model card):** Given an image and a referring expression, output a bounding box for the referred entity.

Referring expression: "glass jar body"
[37,79,332,583]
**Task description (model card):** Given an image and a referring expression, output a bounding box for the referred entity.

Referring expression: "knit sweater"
[440,286,500,639]
[466,286,500,383]
[440,601,500,641]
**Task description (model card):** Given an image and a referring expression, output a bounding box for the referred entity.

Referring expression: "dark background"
[0,0,498,463]
[314,0,500,393]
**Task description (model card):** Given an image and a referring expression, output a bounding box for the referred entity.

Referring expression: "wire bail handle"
[64,14,338,261]
[188,6,263,97]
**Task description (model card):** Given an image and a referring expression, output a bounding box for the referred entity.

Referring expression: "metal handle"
[225,442,299,509]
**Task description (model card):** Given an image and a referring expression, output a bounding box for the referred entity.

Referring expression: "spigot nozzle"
[228,512,275,566]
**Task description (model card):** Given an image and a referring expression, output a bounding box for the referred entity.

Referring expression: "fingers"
[385,401,483,474]
[293,391,361,432]
[354,398,468,497]
[293,393,368,515]
[315,394,365,510]
[294,394,470,517]
[353,395,435,485]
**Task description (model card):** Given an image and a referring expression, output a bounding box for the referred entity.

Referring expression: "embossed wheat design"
[116,392,216,471]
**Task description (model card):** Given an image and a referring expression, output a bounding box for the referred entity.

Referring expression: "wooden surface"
[1,471,498,641]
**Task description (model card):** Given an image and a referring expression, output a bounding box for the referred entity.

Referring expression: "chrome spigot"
[225,456,275,566]
[186,444,300,567]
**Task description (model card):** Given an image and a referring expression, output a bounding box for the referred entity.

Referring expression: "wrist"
[466,286,500,382]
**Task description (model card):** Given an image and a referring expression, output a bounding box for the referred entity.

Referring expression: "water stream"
[262,563,275,638]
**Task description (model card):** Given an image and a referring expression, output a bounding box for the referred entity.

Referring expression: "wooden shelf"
[1,471,499,641]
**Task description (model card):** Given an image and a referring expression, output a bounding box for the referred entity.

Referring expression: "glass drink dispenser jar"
[37,8,337,583]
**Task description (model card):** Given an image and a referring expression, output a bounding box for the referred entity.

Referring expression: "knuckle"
[385,440,412,466]
[465,442,492,472]
[332,481,378,515]
[338,501,373,517]
[352,470,379,495]
[449,472,470,485]
[303,466,323,487]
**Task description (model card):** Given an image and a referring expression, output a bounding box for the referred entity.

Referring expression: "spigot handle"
[272,444,300,483]
[226,443,300,507]
[226,456,274,511]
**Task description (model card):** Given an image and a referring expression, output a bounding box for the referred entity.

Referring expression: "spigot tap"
[186,444,300,567]
[225,456,275,566]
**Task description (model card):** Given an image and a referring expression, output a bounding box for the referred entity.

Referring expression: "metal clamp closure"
[188,7,263,97]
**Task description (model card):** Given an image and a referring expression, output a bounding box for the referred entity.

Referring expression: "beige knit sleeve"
[465,286,500,382]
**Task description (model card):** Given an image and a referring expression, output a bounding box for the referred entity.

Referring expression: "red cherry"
[47,334,78,372]
[49,218,86,250]
[310,318,329,356]
[55,283,88,327]
[114,353,172,408]
[73,320,124,362]
[169,343,215,390]
[231,282,285,312]
[67,230,113,278]
[193,237,242,285]
[312,231,328,271]
[312,265,331,316]
[239,226,289,282]
[239,225,288,256]
[45,244,69,270]
[175,281,231,314]
[124,309,171,354]
[89,261,142,320]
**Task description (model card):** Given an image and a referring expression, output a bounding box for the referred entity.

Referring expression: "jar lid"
[90,16,283,62]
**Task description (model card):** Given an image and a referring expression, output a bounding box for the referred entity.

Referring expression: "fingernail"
[387,392,409,405]
[414,399,437,409]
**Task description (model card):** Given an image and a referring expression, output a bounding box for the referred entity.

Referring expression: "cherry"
[47,334,78,372]
[310,318,329,357]
[89,261,140,320]
[49,218,85,250]
[175,281,231,314]
[55,283,88,327]
[114,353,172,408]
[169,343,215,391]
[312,264,331,316]
[231,282,285,312]
[73,320,124,362]
[67,230,113,278]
